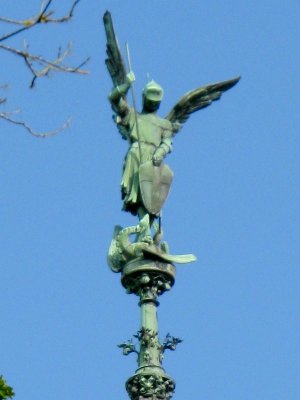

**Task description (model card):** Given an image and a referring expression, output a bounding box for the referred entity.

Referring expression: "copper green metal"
[105,8,240,230]
[103,9,240,400]
[121,259,177,400]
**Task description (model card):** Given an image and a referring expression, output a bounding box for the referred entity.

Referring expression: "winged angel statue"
[104,11,240,248]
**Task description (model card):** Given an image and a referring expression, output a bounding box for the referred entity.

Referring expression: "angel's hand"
[153,156,162,166]
[126,71,135,85]
[172,121,182,133]
[152,154,163,166]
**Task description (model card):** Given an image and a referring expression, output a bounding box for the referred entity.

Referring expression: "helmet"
[143,80,164,102]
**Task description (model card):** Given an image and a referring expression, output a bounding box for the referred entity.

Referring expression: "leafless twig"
[0,0,88,136]
[0,109,72,138]
[0,42,89,88]
[0,0,88,86]
[0,0,81,41]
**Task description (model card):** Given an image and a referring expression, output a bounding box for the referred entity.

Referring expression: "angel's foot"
[153,229,163,246]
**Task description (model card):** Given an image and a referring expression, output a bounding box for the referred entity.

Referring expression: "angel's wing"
[103,11,127,87]
[165,76,240,132]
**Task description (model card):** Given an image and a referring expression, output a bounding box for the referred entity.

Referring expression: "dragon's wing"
[165,76,240,133]
[103,11,127,87]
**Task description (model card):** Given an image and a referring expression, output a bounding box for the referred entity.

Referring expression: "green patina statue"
[104,11,239,247]
[103,11,240,400]
[109,77,173,223]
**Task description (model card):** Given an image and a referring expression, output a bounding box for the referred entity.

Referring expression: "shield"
[139,161,173,216]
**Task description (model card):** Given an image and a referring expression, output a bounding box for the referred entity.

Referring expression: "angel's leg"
[136,206,153,244]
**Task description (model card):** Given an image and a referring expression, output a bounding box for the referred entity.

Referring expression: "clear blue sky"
[1,1,299,399]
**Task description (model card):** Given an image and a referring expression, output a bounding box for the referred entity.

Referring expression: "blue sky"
[1,1,299,399]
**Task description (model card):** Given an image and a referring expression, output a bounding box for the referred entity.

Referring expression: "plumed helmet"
[143,80,164,102]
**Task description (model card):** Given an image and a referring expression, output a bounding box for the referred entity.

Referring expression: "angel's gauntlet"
[153,138,172,163]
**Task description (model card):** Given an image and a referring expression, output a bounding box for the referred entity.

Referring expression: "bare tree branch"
[0,0,88,136]
[39,0,54,17]
[0,0,88,86]
[39,0,81,23]
[0,42,89,88]
[0,109,72,138]
[0,0,81,41]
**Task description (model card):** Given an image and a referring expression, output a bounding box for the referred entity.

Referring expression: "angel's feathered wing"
[165,76,240,133]
[103,11,127,87]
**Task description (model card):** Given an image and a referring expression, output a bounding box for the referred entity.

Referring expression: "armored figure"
[104,11,240,244]
[109,75,177,241]
[103,12,240,400]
